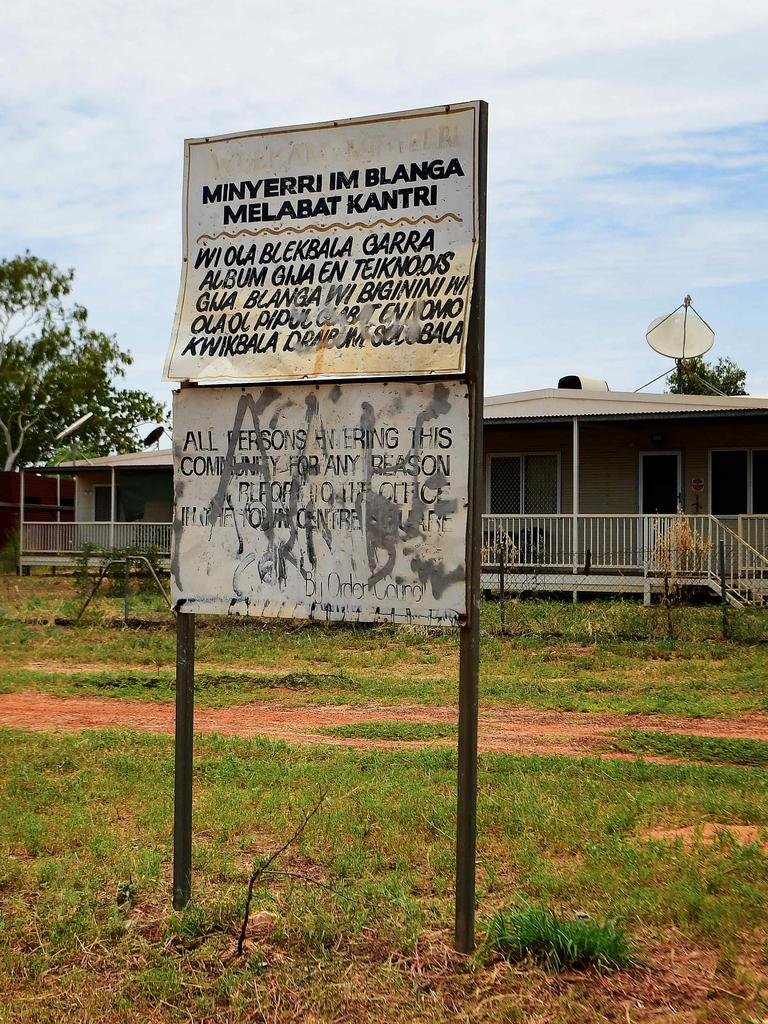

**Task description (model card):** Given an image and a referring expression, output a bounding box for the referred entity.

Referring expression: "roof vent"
[558,375,610,391]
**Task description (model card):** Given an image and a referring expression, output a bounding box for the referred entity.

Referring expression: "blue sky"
[3,0,768,413]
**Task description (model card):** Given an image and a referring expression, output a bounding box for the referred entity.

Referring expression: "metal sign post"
[455,101,486,953]
[173,609,195,909]
[173,376,198,911]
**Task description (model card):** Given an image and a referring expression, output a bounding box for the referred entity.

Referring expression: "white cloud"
[2,0,768,402]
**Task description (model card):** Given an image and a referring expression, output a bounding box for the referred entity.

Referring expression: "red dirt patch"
[2,692,768,759]
[644,823,768,851]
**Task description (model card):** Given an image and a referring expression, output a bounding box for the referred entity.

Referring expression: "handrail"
[712,515,768,566]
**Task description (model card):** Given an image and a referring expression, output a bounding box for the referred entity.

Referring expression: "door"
[640,452,681,513]
[94,485,112,521]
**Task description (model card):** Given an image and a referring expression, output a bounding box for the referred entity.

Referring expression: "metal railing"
[580,515,644,569]
[483,514,649,571]
[20,515,768,604]
[21,521,172,556]
[482,514,573,567]
[481,513,768,604]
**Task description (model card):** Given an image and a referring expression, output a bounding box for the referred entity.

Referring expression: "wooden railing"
[481,513,768,604]
[738,516,768,559]
[21,521,172,556]
[20,516,768,604]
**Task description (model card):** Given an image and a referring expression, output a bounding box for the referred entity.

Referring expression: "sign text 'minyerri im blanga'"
[163,104,480,383]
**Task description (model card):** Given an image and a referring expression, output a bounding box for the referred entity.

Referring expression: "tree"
[0,252,166,470]
[667,356,748,396]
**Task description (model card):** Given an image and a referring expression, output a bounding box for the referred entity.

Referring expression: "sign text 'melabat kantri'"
[163,104,480,383]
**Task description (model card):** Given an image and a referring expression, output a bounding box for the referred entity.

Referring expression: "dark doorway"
[94,485,113,522]
[641,453,680,513]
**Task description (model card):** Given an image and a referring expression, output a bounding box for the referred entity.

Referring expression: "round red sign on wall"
[691,477,705,493]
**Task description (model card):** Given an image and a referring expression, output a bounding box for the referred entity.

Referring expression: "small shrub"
[484,904,636,973]
[116,880,137,906]
[651,514,711,639]
[482,531,517,568]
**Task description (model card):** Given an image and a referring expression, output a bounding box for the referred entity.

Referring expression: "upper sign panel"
[163,103,479,383]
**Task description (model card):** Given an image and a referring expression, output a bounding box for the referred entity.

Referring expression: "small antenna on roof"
[142,426,167,448]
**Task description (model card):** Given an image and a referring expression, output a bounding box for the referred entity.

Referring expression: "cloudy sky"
[3,0,768,412]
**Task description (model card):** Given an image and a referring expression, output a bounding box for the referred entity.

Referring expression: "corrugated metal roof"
[32,389,768,473]
[44,449,173,471]
[484,388,768,421]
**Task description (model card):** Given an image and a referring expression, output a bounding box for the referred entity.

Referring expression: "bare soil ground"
[645,823,768,850]
[2,691,768,758]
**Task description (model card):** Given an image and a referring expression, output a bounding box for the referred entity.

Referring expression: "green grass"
[317,720,457,741]
[1,728,767,1020]
[4,575,768,720]
[479,595,768,644]
[2,611,768,717]
[7,571,768,645]
[2,577,768,1018]
[484,904,636,972]
[0,667,348,700]
[606,730,768,767]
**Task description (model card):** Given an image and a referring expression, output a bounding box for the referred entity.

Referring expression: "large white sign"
[172,381,468,624]
[164,104,479,383]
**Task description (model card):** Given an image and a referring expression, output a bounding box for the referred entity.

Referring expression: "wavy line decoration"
[195,213,462,244]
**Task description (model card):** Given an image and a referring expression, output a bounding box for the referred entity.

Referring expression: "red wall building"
[0,471,75,549]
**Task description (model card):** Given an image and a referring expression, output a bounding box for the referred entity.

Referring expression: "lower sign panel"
[172,381,468,624]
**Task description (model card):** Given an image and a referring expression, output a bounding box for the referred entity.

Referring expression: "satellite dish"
[143,426,166,447]
[646,296,714,360]
[55,411,94,442]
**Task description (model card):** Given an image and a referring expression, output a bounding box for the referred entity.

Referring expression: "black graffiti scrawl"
[171,381,468,625]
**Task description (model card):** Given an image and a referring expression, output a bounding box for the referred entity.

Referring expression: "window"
[489,456,520,513]
[488,454,559,514]
[710,449,768,515]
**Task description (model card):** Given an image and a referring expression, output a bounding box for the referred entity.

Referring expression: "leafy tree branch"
[0,252,166,470]
[667,356,748,397]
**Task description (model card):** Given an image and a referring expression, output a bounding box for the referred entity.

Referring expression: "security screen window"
[489,456,520,513]
[488,454,558,513]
